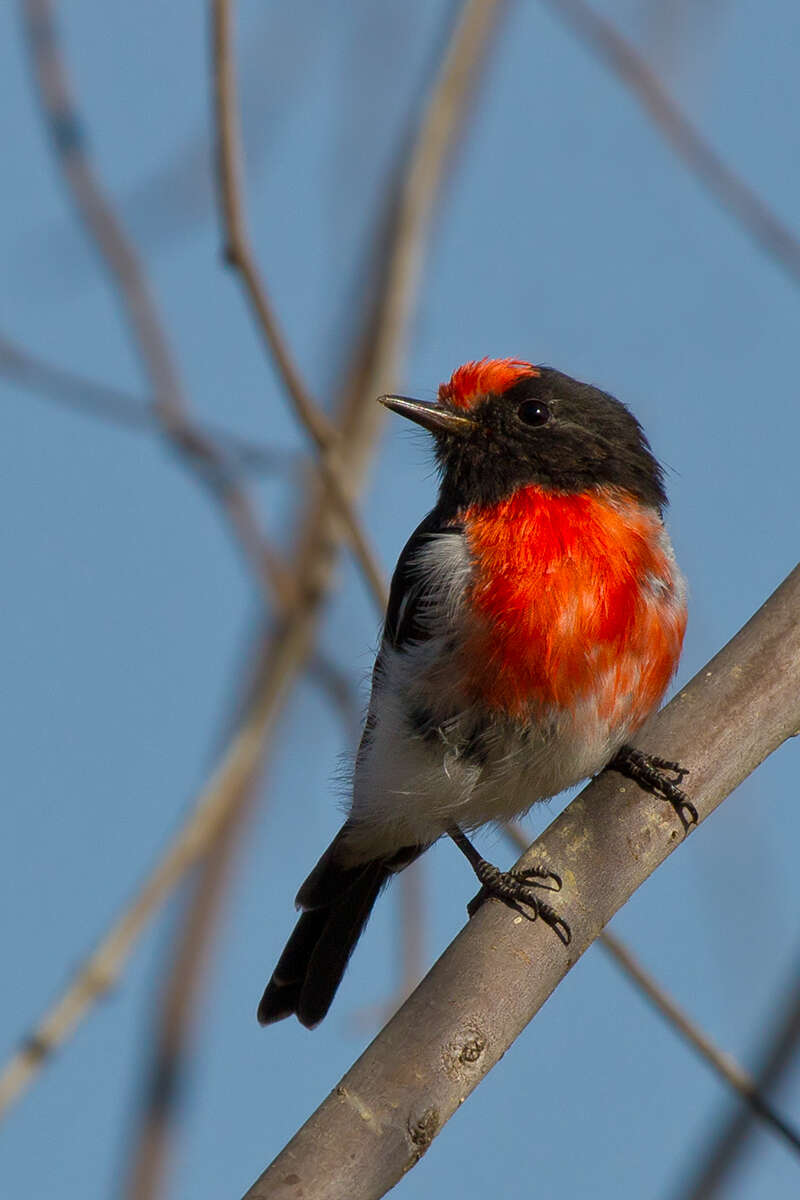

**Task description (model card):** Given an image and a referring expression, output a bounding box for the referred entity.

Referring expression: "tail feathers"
[258,858,388,1028]
[295,828,365,910]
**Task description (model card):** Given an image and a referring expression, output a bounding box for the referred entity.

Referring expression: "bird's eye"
[516,399,550,427]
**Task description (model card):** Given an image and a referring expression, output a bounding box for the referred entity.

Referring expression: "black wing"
[355,506,462,767]
[383,504,463,651]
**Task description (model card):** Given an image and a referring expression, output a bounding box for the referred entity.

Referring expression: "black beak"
[377,394,476,437]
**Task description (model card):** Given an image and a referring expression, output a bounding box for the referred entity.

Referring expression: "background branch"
[541,0,800,283]
[0,329,296,476]
[680,947,800,1198]
[599,928,800,1155]
[123,772,258,1200]
[22,0,277,603]
[118,0,510,1172]
[211,0,387,611]
[501,819,800,1154]
[249,561,800,1200]
[23,0,183,421]
[0,0,505,1123]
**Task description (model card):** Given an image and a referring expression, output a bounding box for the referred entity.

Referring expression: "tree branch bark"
[248,561,800,1200]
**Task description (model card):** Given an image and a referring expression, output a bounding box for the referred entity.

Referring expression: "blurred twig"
[680,953,800,1198]
[0,326,361,729]
[0,614,301,1122]
[211,0,388,612]
[22,0,278,603]
[541,0,800,282]
[124,0,495,1165]
[15,1,328,276]
[599,930,800,1156]
[122,613,360,1200]
[23,0,181,422]
[0,330,296,476]
[0,0,504,1123]
[504,817,800,1156]
[123,774,255,1200]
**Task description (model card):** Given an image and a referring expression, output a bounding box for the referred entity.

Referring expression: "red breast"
[460,484,686,728]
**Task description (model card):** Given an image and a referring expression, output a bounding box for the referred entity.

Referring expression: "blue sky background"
[2,2,800,1197]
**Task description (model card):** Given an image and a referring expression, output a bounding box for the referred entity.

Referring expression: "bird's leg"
[447,825,571,945]
[608,744,697,832]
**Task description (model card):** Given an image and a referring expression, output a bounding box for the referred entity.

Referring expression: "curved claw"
[507,892,572,945]
[512,866,562,892]
[466,868,572,945]
[534,899,572,946]
[609,745,697,833]
[451,827,571,942]
[673,794,699,831]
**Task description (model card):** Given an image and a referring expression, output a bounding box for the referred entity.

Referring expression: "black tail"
[258,828,419,1028]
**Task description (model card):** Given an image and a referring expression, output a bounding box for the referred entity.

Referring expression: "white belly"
[343,636,630,864]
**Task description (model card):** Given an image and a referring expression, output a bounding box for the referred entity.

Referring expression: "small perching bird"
[259,358,693,1028]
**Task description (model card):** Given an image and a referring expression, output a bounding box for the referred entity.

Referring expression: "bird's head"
[379,357,666,513]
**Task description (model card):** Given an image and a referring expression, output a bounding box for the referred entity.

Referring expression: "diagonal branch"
[123,773,258,1200]
[502,820,800,1154]
[121,611,361,1200]
[0,329,297,477]
[598,929,800,1156]
[120,0,508,1169]
[0,325,363,725]
[539,0,800,283]
[0,0,505,1122]
[248,561,800,1200]
[211,0,387,611]
[680,950,800,1198]
[22,0,278,603]
[23,0,183,422]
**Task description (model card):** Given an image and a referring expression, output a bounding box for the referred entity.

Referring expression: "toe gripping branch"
[448,826,572,945]
[608,744,697,832]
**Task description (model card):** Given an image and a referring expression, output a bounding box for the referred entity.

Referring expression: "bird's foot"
[608,744,697,832]
[447,824,571,944]
[466,858,571,944]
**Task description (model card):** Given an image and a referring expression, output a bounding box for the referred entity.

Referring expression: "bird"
[258,357,693,1028]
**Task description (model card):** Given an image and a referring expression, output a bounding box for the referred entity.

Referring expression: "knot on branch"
[442,1020,487,1080]
[407,1106,440,1161]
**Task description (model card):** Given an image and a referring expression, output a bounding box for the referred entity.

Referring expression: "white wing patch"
[405,531,473,638]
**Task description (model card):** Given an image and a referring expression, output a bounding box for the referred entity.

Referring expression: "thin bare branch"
[23,0,182,421]
[540,0,800,283]
[249,562,800,1199]
[124,780,254,1200]
[0,610,299,1121]
[21,0,278,603]
[680,952,800,1199]
[288,0,509,576]
[0,330,296,476]
[0,324,364,725]
[600,930,800,1156]
[211,0,388,611]
[0,0,502,1121]
[503,819,800,1153]
[359,0,507,407]
[122,615,361,1198]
